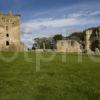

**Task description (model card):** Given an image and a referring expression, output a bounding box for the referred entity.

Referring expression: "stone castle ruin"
[0,12,99,53]
[0,12,27,51]
[85,30,93,52]
[57,40,81,53]
[57,27,100,53]
[85,27,100,53]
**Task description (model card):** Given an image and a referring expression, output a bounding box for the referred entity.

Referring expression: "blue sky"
[0,0,100,47]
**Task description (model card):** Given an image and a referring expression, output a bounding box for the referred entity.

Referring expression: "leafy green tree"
[53,34,63,42]
[68,32,85,42]
[33,37,53,49]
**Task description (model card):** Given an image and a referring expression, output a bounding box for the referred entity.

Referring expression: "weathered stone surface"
[0,12,27,51]
[85,30,92,52]
[57,40,81,53]
[95,48,100,55]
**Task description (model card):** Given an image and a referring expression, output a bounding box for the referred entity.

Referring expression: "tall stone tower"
[0,12,22,51]
[85,29,92,52]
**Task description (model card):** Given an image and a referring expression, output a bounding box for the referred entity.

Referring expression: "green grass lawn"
[0,52,100,100]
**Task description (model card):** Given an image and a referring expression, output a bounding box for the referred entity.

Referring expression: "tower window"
[6,34,9,37]
[6,41,9,46]
[71,41,75,46]
[12,22,14,25]
[6,26,8,30]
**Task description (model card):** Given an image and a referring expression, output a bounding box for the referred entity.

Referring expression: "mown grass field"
[0,52,100,100]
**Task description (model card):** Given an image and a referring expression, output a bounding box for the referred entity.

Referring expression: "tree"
[68,32,85,42]
[33,37,53,49]
[53,34,63,42]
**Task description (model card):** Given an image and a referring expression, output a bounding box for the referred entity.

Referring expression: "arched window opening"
[6,41,9,46]
[6,34,9,37]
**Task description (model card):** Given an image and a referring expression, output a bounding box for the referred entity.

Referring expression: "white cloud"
[20,9,100,48]
[66,10,100,19]
[89,10,100,16]
[21,18,80,34]
[21,15,100,35]
[67,13,85,18]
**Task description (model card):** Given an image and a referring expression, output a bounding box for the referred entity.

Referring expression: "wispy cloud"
[21,9,100,35]
[21,18,79,33]
[20,2,100,48]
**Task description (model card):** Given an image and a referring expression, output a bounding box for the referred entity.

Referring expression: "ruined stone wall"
[85,30,92,52]
[85,28,100,53]
[57,40,81,53]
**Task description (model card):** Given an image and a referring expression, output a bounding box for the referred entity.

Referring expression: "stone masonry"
[0,12,26,51]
